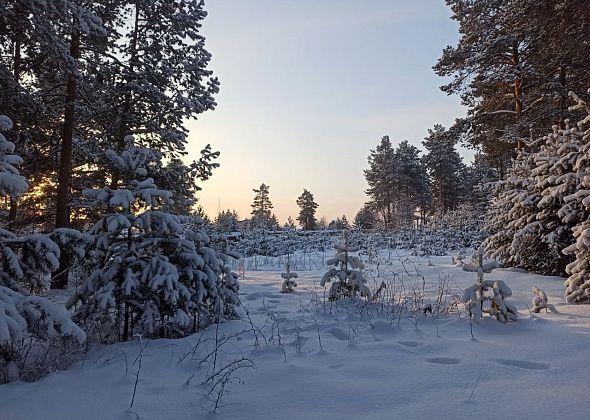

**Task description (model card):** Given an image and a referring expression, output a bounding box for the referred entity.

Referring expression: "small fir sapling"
[462,253,518,323]
[320,231,371,301]
[281,262,298,293]
[0,116,85,382]
[280,231,298,293]
[531,287,557,313]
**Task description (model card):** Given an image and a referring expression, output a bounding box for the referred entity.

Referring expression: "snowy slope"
[1,254,589,420]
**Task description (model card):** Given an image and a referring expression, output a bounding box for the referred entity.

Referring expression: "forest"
[1,1,589,419]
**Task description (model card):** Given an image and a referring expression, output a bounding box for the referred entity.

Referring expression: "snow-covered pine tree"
[525,121,580,275]
[0,116,85,382]
[215,209,240,233]
[462,254,518,323]
[321,232,371,301]
[280,230,298,293]
[560,92,590,303]
[483,143,541,269]
[501,125,574,275]
[67,137,239,341]
[281,262,298,294]
[353,204,379,230]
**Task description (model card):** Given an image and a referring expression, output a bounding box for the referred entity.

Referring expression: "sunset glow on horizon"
[186,0,468,223]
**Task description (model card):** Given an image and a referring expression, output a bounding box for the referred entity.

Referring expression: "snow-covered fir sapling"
[67,136,239,342]
[462,252,518,323]
[0,116,85,383]
[280,230,298,293]
[281,262,298,293]
[320,231,371,301]
[531,287,557,313]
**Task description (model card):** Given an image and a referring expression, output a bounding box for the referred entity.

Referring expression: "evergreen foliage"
[321,232,371,301]
[0,116,85,382]
[296,189,318,231]
[422,124,464,212]
[250,183,274,230]
[67,137,239,341]
[364,137,430,228]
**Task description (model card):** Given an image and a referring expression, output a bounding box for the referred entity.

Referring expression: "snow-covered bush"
[531,287,556,313]
[321,232,371,301]
[67,138,239,341]
[0,116,85,383]
[462,255,518,323]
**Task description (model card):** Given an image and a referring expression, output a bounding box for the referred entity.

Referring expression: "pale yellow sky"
[184,1,467,224]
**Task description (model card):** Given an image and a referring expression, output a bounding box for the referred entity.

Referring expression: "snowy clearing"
[1,253,589,420]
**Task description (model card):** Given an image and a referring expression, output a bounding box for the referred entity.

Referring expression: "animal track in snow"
[398,341,423,348]
[426,357,461,365]
[494,359,550,370]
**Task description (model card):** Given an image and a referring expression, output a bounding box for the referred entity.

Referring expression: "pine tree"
[215,210,240,232]
[328,215,350,231]
[483,145,540,269]
[364,136,396,228]
[0,116,85,382]
[365,137,430,229]
[250,183,273,230]
[67,137,239,341]
[422,124,464,212]
[559,94,590,303]
[435,0,590,176]
[393,141,430,228]
[353,204,378,230]
[321,232,371,301]
[296,189,319,230]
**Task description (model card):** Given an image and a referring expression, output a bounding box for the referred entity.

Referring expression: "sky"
[186,0,467,224]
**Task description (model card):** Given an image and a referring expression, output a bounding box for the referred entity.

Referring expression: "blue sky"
[187,0,467,223]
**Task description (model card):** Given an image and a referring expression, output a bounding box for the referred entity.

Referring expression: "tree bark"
[53,32,80,289]
[8,40,22,227]
[558,65,568,129]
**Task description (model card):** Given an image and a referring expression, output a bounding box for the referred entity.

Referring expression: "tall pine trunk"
[53,32,80,290]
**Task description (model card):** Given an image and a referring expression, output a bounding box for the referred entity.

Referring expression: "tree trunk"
[558,65,568,129]
[8,40,22,227]
[512,42,525,151]
[53,32,80,289]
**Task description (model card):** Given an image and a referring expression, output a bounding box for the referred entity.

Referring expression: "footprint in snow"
[327,327,349,341]
[494,359,550,370]
[329,364,345,369]
[426,357,461,365]
[398,341,423,348]
[244,292,263,301]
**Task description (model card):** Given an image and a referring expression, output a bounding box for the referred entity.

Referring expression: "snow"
[1,251,589,419]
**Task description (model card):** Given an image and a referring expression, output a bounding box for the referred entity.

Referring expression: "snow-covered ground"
[2,252,589,420]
